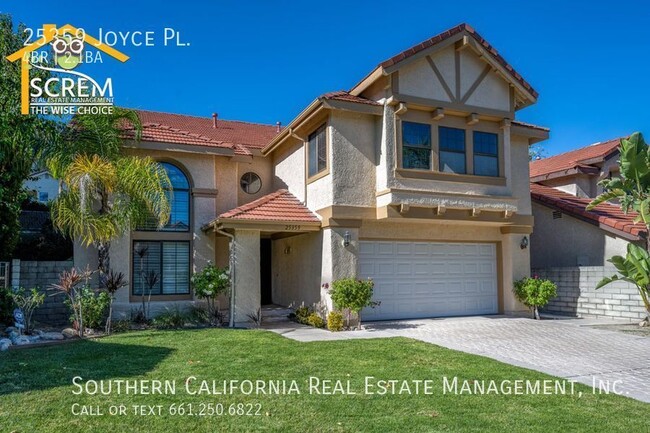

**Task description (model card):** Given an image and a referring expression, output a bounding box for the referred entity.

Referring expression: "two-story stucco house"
[75,23,549,326]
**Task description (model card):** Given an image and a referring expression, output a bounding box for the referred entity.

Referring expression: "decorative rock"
[5,326,17,334]
[62,328,78,339]
[11,335,34,345]
[0,338,11,351]
[40,332,65,341]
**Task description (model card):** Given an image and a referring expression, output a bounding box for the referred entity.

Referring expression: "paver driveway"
[271,316,650,403]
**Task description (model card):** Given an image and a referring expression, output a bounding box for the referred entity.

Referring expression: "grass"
[0,328,647,432]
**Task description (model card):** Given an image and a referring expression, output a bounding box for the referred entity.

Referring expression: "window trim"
[240,171,262,195]
[396,114,505,184]
[306,123,330,183]
[135,161,192,233]
[401,121,432,170]
[130,239,192,299]
[472,130,499,177]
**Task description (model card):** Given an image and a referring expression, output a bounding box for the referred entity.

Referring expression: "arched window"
[161,162,190,232]
[138,162,190,232]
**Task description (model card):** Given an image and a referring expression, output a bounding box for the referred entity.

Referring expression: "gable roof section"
[219,190,320,223]
[121,109,279,155]
[351,23,537,103]
[530,183,645,240]
[529,138,622,181]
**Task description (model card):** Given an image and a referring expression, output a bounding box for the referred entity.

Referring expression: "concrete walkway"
[265,316,650,403]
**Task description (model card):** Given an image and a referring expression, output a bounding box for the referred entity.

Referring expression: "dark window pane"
[440,151,466,174]
[402,122,431,148]
[132,241,190,296]
[439,127,465,152]
[473,131,498,155]
[132,241,162,296]
[163,163,189,189]
[308,125,326,178]
[403,147,431,170]
[474,155,499,177]
[162,242,190,294]
[240,172,262,194]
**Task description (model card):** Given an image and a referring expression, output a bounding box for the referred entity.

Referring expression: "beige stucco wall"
[232,229,260,326]
[396,44,511,112]
[540,175,594,198]
[531,202,632,268]
[272,141,305,202]
[510,135,532,215]
[329,110,377,207]
[272,232,322,307]
[237,156,274,205]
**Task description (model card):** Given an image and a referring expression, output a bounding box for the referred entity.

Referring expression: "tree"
[102,270,126,334]
[529,143,546,161]
[329,278,378,329]
[588,132,650,323]
[0,14,61,258]
[47,108,171,280]
[513,276,557,320]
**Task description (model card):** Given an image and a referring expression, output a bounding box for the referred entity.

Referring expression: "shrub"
[293,305,313,324]
[513,276,557,320]
[10,287,45,334]
[152,307,187,329]
[187,305,211,325]
[306,312,324,328]
[66,288,110,330]
[191,263,229,324]
[329,278,378,329]
[111,319,131,333]
[327,311,344,331]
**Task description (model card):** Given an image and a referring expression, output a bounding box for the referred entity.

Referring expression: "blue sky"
[4,0,649,156]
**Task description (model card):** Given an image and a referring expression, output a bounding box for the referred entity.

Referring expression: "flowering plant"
[191,263,230,323]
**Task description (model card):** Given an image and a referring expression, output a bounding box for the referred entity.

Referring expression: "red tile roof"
[529,138,622,179]
[219,189,320,223]
[321,91,381,106]
[121,109,280,154]
[376,23,538,99]
[511,120,550,132]
[531,183,645,239]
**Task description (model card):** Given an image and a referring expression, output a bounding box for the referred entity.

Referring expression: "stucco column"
[320,227,360,311]
[501,233,530,315]
[232,229,261,327]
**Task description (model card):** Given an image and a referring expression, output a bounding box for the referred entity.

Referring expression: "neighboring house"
[530,139,648,321]
[75,23,549,325]
[23,169,59,203]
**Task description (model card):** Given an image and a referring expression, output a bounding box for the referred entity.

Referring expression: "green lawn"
[0,328,647,432]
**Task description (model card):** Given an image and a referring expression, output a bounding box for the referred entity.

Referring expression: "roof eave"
[262,99,323,155]
[531,195,645,242]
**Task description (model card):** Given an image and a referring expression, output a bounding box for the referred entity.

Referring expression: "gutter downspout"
[216,227,236,328]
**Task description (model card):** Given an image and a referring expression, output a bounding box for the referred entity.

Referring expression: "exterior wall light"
[520,236,529,250]
[343,231,351,247]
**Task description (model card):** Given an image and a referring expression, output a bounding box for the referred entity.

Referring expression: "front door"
[260,239,273,305]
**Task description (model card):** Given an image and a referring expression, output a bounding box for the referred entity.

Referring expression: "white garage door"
[359,241,498,321]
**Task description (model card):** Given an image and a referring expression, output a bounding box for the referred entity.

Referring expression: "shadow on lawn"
[0,339,174,396]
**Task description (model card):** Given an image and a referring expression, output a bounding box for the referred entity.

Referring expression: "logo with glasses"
[6,24,129,115]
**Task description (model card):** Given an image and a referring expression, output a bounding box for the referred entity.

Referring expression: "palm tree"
[47,108,171,280]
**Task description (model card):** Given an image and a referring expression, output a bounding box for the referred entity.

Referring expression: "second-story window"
[307,125,327,178]
[402,121,432,169]
[473,131,499,177]
[439,126,466,174]
[139,162,190,231]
